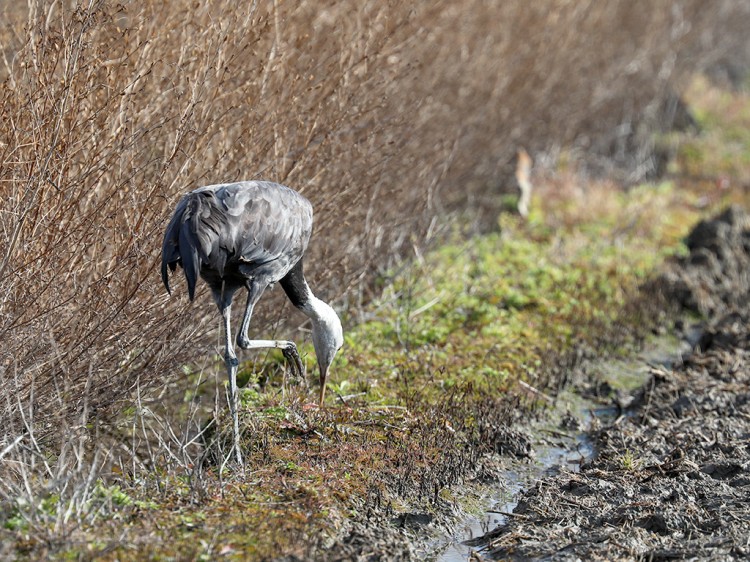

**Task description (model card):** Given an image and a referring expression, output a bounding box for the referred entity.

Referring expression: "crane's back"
[161,181,314,300]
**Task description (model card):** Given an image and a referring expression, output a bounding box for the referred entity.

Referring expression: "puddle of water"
[432,431,595,562]
[425,330,697,561]
[436,482,521,562]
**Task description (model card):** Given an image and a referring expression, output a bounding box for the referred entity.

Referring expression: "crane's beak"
[319,365,329,406]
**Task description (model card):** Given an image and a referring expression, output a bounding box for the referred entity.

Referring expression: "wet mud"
[473,206,750,561]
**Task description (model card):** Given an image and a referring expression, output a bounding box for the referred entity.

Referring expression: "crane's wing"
[161,194,188,295]
[161,181,313,299]
[224,181,313,276]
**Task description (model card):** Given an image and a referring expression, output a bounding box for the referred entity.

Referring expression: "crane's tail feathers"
[179,223,201,302]
[161,261,171,295]
[161,191,209,301]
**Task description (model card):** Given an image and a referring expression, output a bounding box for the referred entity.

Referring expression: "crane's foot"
[282,344,305,382]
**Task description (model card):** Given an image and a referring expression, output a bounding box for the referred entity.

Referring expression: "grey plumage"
[162,181,313,301]
[161,180,343,465]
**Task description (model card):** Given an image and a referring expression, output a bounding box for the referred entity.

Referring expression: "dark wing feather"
[178,215,201,300]
[161,192,205,300]
[161,195,189,295]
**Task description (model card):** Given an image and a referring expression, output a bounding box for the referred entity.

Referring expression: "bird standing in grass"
[161,181,344,464]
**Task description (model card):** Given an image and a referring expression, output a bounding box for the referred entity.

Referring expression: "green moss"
[3,512,27,532]
[329,187,689,406]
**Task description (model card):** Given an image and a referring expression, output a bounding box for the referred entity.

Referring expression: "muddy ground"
[472,205,750,561]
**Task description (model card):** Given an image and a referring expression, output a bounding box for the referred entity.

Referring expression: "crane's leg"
[235,280,266,350]
[216,288,242,465]
[236,282,305,380]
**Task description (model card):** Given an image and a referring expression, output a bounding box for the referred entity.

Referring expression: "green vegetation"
[335,185,689,402]
[674,75,750,187]
[619,449,641,472]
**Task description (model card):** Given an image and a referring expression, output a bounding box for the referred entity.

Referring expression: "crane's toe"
[282,344,305,381]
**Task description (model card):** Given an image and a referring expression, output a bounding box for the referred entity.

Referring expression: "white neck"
[305,295,337,324]
[300,284,343,371]
[295,278,342,348]
[296,280,332,323]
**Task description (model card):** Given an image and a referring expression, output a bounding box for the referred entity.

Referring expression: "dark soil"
[474,205,750,561]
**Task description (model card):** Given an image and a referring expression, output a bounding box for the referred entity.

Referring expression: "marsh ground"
[470,206,750,561]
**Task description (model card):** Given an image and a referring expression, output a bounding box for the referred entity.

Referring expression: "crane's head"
[310,302,344,405]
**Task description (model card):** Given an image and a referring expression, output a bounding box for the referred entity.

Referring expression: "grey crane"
[161,180,344,464]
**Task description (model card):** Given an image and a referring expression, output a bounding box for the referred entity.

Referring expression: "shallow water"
[433,426,596,562]
[428,331,695,562]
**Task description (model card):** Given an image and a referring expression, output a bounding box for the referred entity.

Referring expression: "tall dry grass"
[0,0,748,511]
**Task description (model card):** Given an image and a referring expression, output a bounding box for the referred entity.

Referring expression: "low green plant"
[620,449,640,471]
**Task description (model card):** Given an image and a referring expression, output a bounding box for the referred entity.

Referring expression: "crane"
[161,180,344,464]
